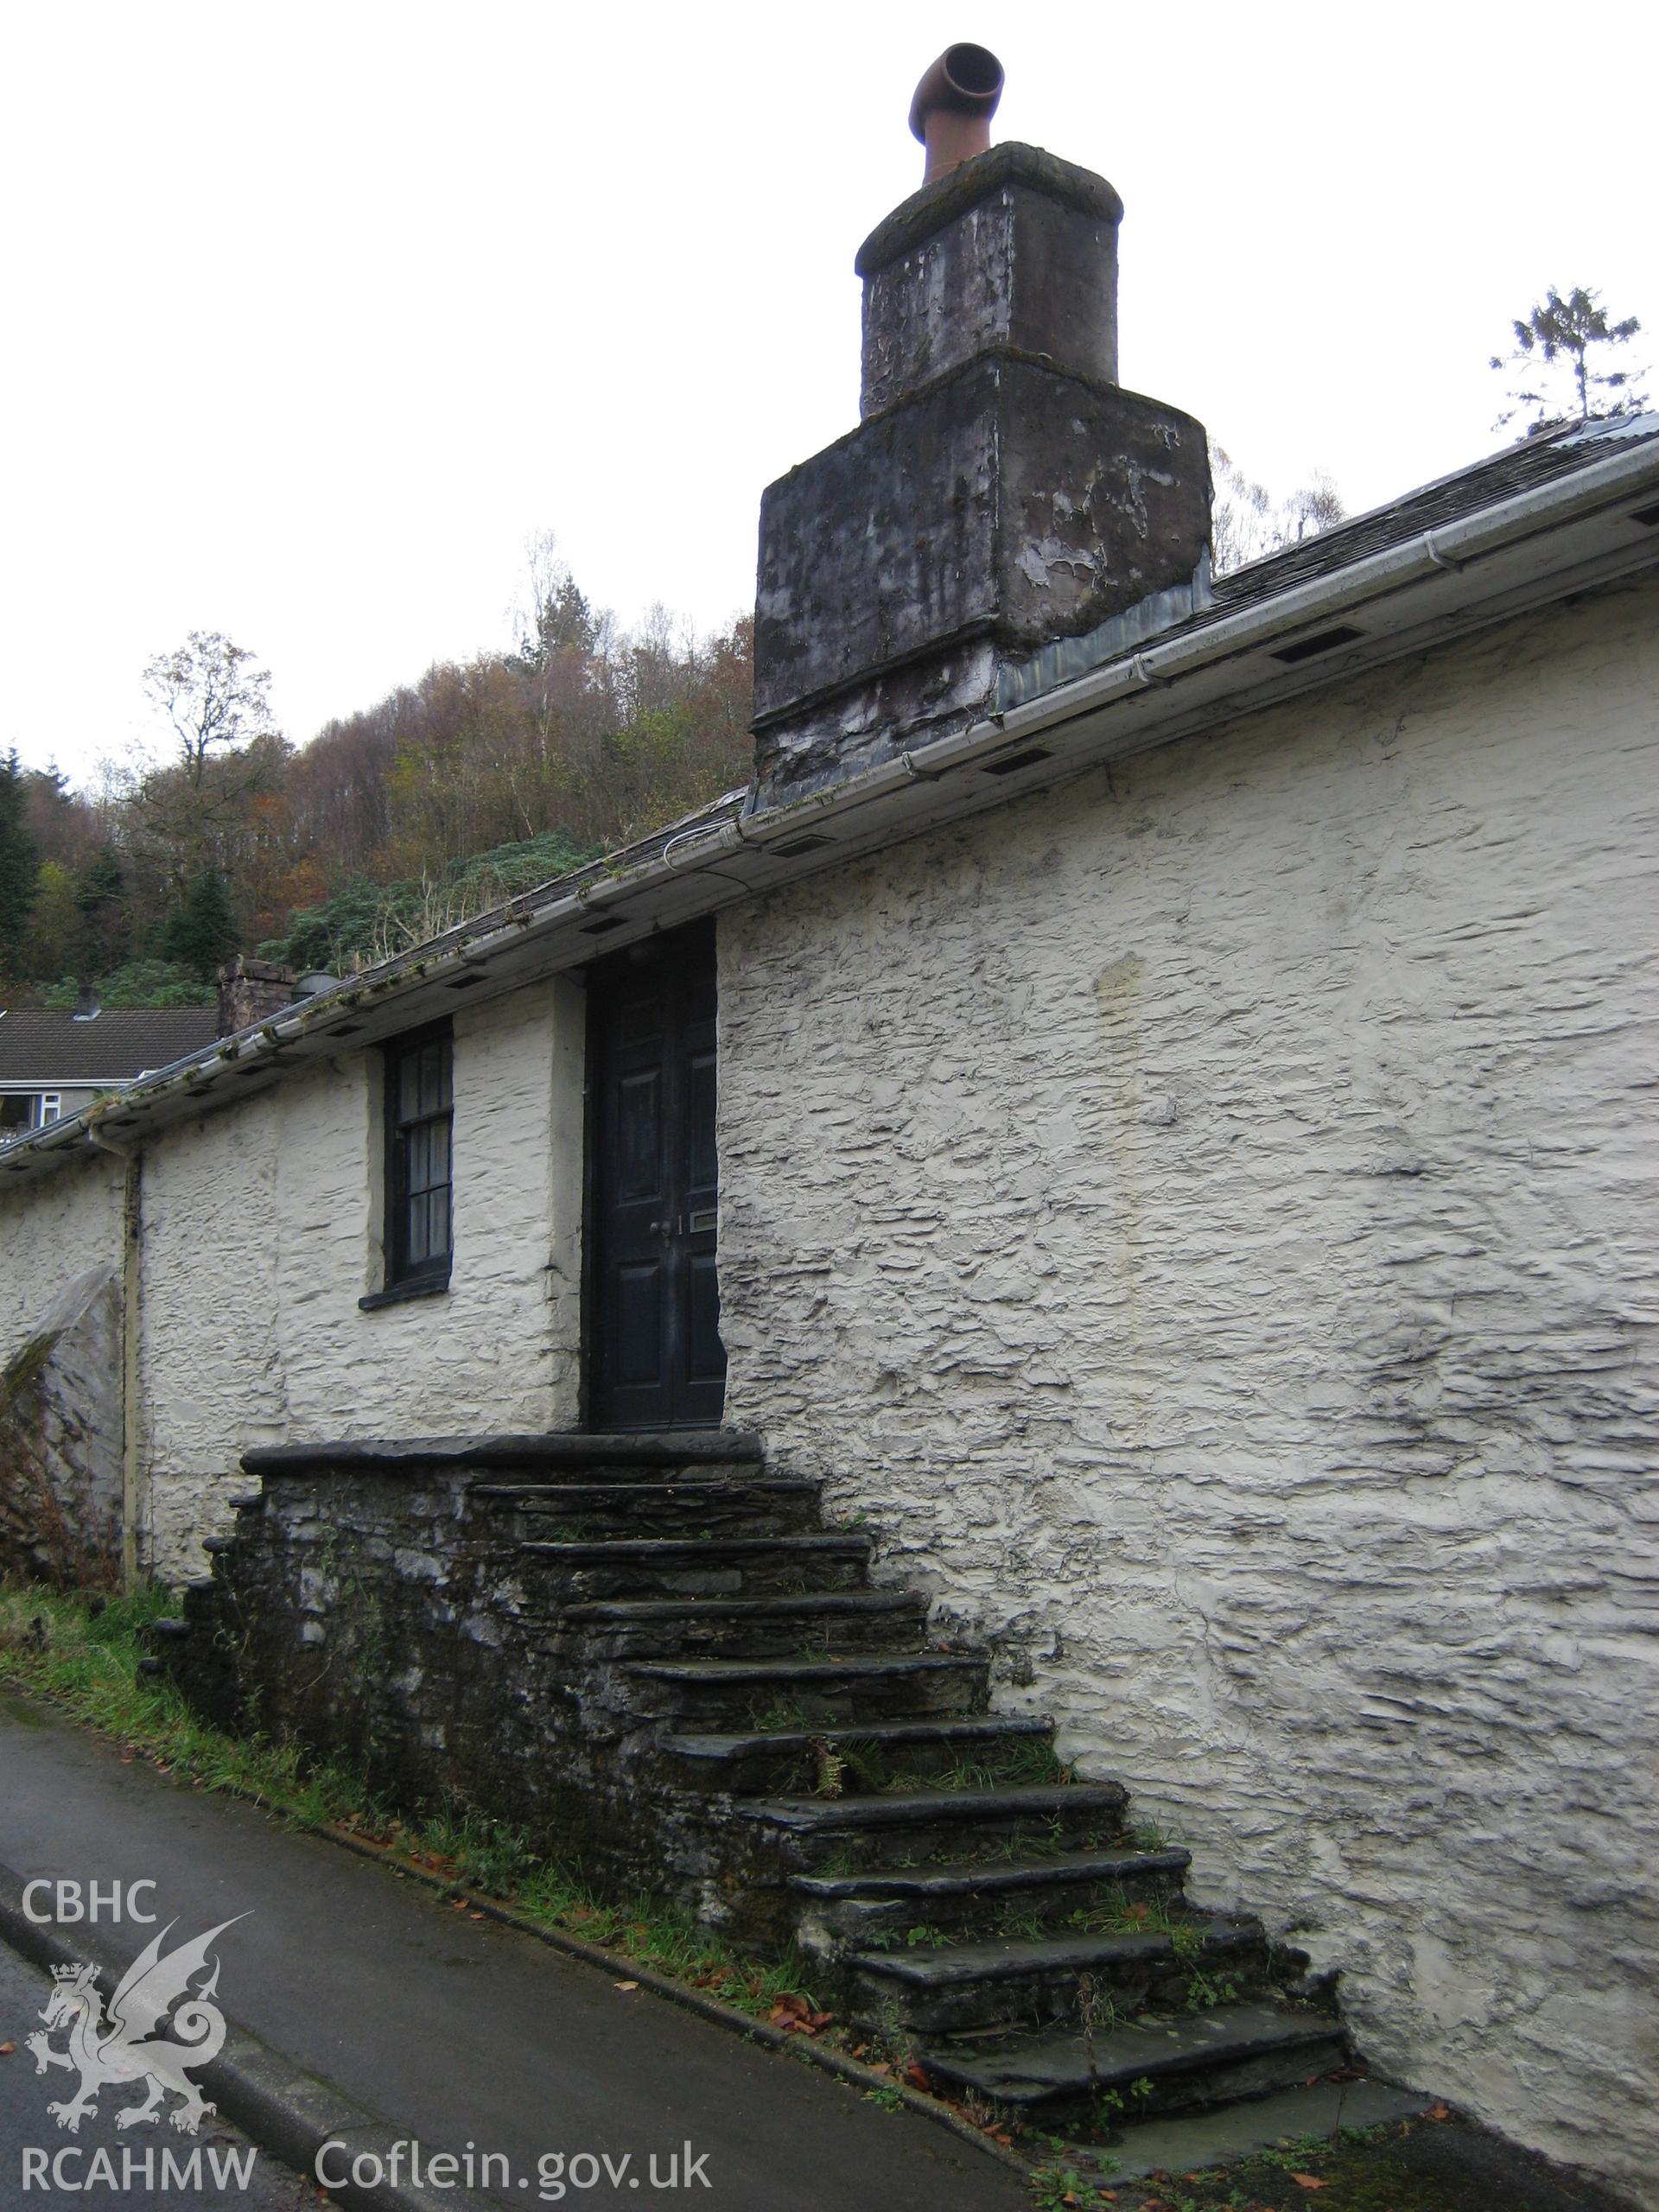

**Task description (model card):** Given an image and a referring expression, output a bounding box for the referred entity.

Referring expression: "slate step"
[551,1589,930,1657]
[1098,2076,1435,2184]
[516,1531,873,1599]
[245,1429,765,1477]
[474,1478,823,1538]
[789,1846,1194,1943]
[842,1914,1268,2035]
[734,1781,1129,1869]
[660,1713,1054,1795]
[921,2000,1348,2119]
[625,1649,989,1726]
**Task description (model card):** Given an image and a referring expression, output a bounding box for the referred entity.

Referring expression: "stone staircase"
[156,1429,1352,2149]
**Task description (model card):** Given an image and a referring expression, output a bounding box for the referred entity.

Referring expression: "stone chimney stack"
[216,956,296,1039]
[751,50,1211,811]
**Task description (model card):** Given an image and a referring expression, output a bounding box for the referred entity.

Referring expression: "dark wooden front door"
[588,924,725,1429]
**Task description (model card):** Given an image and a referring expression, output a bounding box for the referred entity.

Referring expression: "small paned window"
[37,1094,61,1127]
[385,1026,453,1290]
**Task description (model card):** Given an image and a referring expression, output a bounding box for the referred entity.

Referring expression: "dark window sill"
[359,1275,451,1313]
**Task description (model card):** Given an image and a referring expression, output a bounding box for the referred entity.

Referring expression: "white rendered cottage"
[3,87,1656,2208]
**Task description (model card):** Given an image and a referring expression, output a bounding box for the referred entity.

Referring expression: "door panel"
[589,925,726,1429]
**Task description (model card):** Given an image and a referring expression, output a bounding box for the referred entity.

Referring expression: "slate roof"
[1000,409,1659,707]
[0,1007,220,1085]
[1203,410,1659,617]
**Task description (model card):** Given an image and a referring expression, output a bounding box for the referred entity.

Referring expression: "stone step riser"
[467,1457,766,1488]
[518,1550,872,1604]
[541,1605,931,1662]
[843,1932,1273,2039]
[624,1662,990,1732]
[495,1490,825,1542]
[797,1860,1192,1946]
[766,1806,1131,1876]
[663,1727,1056,1798]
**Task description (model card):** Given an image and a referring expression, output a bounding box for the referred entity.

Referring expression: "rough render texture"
[716,575,1659,2204]
[0,977,587,1583]
[0,1268,124,1583]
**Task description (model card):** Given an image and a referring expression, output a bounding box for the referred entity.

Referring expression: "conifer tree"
[0,750,40,976]
[162,867,240,980]
[1492,287,1648,429]
[72,848,131,977]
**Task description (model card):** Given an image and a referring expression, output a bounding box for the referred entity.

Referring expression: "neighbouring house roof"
[0,1007,220,1090]
[3,409,1656,1185]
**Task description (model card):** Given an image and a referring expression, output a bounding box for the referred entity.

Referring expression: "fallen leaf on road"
[867,2061,892,2077]
[613,1980,639,1992]
[1427,2101,1452,2121]
[902,2061,931,2091]
[0,2042,16,2056]
[1290,2178,1328,2192]
[468,1911,485,1922]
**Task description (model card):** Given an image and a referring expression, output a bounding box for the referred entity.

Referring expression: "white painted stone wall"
[0,1155,125,1370]
[716,575,1659,2204]
[0,977,587,1583]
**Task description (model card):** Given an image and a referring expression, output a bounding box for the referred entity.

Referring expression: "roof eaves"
[3,421,1657,1191]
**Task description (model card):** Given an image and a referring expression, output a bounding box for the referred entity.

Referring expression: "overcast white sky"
[2,0,1653,786]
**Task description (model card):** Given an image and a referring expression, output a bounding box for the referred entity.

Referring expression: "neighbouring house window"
[0,1096,29,1133]
[385,1025,453,1291]
[37,1094,61,1127]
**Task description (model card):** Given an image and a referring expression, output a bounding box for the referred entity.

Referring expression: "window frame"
[37,1094,62,1128]
[380,1021,454,1297]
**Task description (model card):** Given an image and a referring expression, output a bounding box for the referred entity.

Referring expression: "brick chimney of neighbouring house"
[750,46,1212,810]
[216,956,297,1038]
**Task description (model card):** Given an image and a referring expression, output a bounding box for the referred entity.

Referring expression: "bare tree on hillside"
[1209,443,1345,575]
[142,632,279,786]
